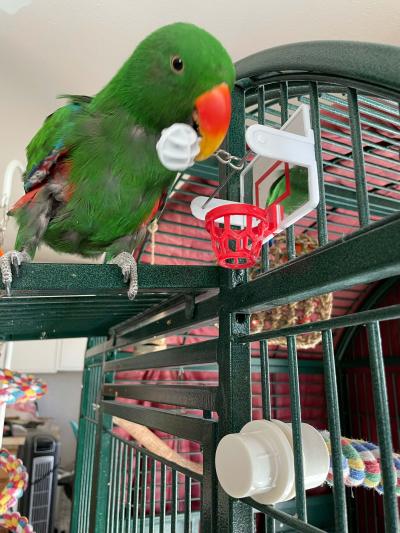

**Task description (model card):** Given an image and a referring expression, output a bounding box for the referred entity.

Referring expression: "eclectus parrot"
[2,22,234,298]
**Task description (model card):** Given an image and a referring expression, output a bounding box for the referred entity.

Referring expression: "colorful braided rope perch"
[0,369,47,405]
[321,431,400,496]
[0,369,47,532]
[0,513,33,533]
[0,449,33,532]
[0,449,29,514]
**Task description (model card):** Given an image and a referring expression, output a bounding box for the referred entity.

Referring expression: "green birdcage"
[2,40,400,532]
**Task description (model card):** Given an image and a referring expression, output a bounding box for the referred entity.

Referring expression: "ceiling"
[1,0,399,262]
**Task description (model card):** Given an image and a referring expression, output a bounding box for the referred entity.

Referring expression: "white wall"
[36,371,83,470]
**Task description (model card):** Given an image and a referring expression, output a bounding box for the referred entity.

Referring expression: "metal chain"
[213,149,253,171]
[200,149,254,209]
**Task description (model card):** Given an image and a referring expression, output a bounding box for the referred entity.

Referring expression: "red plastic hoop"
[205,203,281,269]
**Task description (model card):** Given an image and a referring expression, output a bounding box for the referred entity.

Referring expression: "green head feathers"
[93,22,235,133]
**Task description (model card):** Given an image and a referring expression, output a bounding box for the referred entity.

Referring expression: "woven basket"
[250,233,333,349]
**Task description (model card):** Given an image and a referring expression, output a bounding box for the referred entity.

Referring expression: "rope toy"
[250,233,333,349]
[0,369,47,405]
[321,432,400,496]
[0,512,33,532]
[0,449,29,514]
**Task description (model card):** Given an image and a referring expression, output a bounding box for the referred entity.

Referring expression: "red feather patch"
[9,154,74,215]
[8,187,43,214]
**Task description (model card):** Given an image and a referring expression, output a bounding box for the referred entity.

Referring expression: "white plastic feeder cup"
[215,420,295,504]
[272,419,330,493]
[215,419,329,505]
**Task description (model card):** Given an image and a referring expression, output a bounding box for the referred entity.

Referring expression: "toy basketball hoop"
[205,203,283,269]
[191,105,319,269]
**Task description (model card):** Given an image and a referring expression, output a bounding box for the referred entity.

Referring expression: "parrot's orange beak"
[193,83,231,161]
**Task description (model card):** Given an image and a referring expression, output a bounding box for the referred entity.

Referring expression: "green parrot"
[2,22,235,298]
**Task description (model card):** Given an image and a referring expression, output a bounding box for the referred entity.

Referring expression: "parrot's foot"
[108,252,138,300]
[0,250,31,296]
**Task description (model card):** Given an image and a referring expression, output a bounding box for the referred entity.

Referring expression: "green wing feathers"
[25,102,83,178]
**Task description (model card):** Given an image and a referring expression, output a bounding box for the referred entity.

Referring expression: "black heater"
[18,434,59,533]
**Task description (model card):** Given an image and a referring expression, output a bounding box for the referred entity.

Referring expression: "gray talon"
[12,255,20,276]
[108,252,138,300]
[4,281,11,298]
[0,250,31,296]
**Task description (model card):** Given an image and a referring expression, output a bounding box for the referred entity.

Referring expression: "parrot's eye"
[171,55,184,73]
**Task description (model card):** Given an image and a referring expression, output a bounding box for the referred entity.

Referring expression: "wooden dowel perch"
[113,417,203,476]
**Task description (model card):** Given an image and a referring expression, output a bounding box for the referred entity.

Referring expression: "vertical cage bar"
[83,421,94,533]
[259,340,272,420]
[110,439,119,533]
[127,447,134,533]
[217,83,253,533]
[106,437,116,533]
[280,81,289,122]
[184,476,191,533]
[309,82,328,246]
[171,469,178,533]
[280,81,296,259]
[259,84,270,272]
[121,442,128,532]
[90,422,97,531]
[159,463,166,533]
[116,439,123,533]
[76,421,87,532]
[81,371,94,531]
[261,244,269,271]
[202,432,218,532]
[83,366,96,531]
[258,85,265,125]
[265,514,275,533]
[116,440,124,533]
[78,425,87,533]
[90,357,114,533]
[286,226,296,259]
[347,88,370,227]
[88,366,95,417]
[260,340,274,533]
[139,454,148,533]
[286,335,306,521]
[85,422,95,533]
[322,330,348,532]
[217,305,253,532]
[71,363,90,530]
[367,321,399,531]
[149,459,156,533]
[259,119,272,506]
[133,450,141,533]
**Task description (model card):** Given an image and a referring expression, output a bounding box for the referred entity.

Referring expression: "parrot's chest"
[46,166,170,254]
[44,117,174,254]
